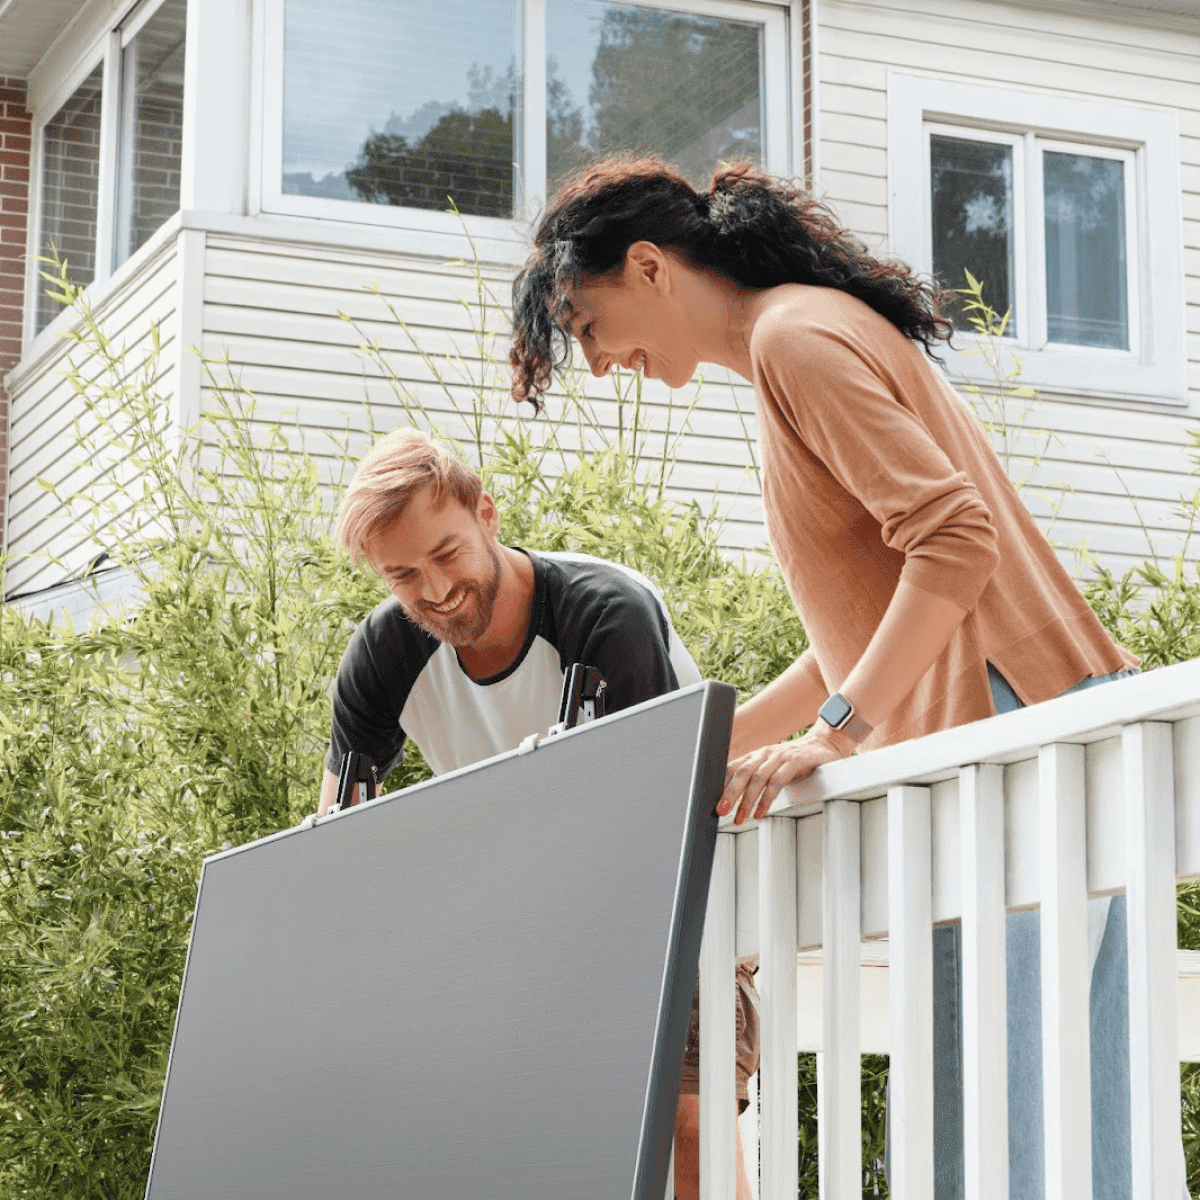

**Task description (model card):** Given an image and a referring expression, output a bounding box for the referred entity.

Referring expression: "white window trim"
[259,0,791,242]
[888,71,1187,407]
[21,0,181,348]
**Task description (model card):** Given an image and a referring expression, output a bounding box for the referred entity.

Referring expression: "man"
[318,427,756,1200]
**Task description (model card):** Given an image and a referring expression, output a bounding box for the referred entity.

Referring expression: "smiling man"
[317,427,757,1200]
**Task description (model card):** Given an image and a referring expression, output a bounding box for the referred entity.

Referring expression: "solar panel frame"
[144,680,735,1200]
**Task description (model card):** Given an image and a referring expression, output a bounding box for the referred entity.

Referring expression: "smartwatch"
[817,692,873,744]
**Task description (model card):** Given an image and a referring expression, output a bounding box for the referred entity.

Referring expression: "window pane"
[1043,151,1128,350]
[38,64,104,334]
[546,1,763,193]
[929,134,1015,334]
[115,0,187,268]
[282,0,518,218]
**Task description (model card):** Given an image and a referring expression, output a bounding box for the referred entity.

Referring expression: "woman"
[510,157,1140,1197]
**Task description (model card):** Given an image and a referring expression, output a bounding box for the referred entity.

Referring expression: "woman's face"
[564,245,700,390]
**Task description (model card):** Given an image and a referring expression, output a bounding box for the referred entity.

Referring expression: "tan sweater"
[749,284,1136,751]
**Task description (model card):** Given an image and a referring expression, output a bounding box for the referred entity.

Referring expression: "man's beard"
[404,543,502,646]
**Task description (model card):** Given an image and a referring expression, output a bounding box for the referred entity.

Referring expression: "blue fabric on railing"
[893,665,1143,1200]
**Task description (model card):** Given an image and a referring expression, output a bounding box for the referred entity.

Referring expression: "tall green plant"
[1,254,806,1196]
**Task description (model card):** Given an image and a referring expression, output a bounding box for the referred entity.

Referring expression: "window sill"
[200,206,533,270]
[943,336,1190,410]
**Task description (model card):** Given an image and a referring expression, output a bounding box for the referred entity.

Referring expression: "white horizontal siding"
[4,242,181,600]
[818,0,1200,573]
[198,235,767,559]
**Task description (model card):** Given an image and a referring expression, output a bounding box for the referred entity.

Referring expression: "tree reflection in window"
[346,65,515,217]
[547,2,763,193]
[930,134,1015,334]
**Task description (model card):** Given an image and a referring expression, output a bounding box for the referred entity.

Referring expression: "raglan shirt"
[326,550,702,779]
[748,284,1135,751]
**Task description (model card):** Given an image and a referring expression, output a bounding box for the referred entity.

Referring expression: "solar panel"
[145,680,735,1200]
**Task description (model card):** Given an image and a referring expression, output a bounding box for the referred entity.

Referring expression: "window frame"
[112,0,187,267]
[889,71,1186,406]
[259,0,792,241]
[22,0,182,345]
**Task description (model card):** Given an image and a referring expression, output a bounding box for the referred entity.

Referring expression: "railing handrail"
[695,656,1200,1200]
[752,656,1200,816]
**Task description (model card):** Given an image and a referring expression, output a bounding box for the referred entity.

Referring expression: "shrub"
[0,266,805,1195]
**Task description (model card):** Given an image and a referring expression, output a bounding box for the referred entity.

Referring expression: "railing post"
[958,763,1009,1200]
[1122,722,1180,1200]
[820,799,861,1200]
[758,817,798,1200]
[699,832,737,1200]
[1038,742,1092,1200]
[887,784,934,1200]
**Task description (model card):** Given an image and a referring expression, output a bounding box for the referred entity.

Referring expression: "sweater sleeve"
[753,312,1000,612]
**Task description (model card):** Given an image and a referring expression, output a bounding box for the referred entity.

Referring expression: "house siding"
[4,235,180,598]
[198,233,768,555]
[0,76,31,556]
[5,0,1200,601]
[817,0,1200,576]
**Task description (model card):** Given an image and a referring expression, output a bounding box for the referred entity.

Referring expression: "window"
[544,1,767,193]
[114,0,187,266]
[264,0,790,233]
[281,0,520,219]
[889,73,1186,404]
[37,64,104,334]
[928,128,1136,354]
[28,0,187,338]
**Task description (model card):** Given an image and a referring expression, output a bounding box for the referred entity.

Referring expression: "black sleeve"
[568,591,680,714]
[325,606,427,779]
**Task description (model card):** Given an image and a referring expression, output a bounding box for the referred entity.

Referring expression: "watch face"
[820,693,852,730]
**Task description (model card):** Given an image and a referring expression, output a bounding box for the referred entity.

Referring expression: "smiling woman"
[509,156,1134,815]
[509,155,1143,1195]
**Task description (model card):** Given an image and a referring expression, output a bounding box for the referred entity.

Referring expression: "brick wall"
[0,77,32,553]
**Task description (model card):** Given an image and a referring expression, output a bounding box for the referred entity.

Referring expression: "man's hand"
[718,722,855,825]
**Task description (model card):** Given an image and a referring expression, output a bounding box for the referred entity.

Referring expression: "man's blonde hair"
[336,428,483,565]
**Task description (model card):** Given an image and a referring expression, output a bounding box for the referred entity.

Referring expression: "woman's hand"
[718,722,856,825]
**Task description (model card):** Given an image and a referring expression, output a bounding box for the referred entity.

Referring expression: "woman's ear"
[624,241,671,293]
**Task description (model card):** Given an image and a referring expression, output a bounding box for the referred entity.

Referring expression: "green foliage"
[797,1052,889,1195]
[953,271,1063,524]
[0,257,802,1195]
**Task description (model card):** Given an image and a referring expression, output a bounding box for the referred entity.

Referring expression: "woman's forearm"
[835,580,968,734]
[729,648,826,759]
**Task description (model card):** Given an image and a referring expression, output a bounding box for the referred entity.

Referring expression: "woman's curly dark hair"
[510,156,952,408]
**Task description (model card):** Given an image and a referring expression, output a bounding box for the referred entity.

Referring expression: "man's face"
[366,486,502,647]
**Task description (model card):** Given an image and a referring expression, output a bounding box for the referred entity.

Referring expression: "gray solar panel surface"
[145,682,733,1200]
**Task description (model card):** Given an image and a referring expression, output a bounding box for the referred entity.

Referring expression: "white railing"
[693,658,1200,1200]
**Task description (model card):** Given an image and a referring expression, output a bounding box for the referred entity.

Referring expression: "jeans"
[889,666,1156,1199]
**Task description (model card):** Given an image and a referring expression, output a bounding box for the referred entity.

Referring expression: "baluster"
[759,816,799,1200]
[887,784,934,1199]
[959,763,1008,1200]
[820,799,861,1200]
[700,832,737,1200]
[1038,742,1091,1199]
[1123,722,1180,1200]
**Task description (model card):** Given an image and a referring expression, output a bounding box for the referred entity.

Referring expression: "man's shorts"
[679,959,760,1112]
